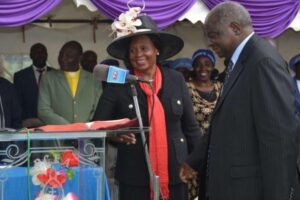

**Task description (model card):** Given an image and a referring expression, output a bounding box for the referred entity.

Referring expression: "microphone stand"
[130,83,160,200]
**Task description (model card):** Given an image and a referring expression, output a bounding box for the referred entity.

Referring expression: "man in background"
[81,50,98,73]
[38,41,102,124]
[0,58,22,165]
[14,43,54,128]
[0,58,21,129]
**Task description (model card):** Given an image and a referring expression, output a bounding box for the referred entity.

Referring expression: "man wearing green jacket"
[38,41,102,125]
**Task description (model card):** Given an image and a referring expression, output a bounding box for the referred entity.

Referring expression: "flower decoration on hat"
[111,7,142,38]
[107,5,184,61]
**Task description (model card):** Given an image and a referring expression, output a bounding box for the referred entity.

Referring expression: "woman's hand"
[110,133,136,145]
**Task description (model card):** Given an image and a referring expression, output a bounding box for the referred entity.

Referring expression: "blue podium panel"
[0,131,114,200]
[0,166,110,200]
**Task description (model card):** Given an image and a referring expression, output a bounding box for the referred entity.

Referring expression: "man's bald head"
[206,2,252,29]
[204,2,253,59]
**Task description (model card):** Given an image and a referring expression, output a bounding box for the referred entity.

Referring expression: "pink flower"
[62,192,78,200]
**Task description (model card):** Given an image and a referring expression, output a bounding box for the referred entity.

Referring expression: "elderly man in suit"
[14,43,54,128]
[38,41,102,125]
[180,2,300,200]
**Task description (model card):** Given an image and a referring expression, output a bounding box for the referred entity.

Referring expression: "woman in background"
[186,49,221,200]
[187,49,221,134]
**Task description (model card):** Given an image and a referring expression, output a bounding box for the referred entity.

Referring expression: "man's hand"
[22,118,44,128]
[179,162,198,183]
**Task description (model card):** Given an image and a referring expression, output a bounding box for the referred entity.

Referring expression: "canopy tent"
[1,0,300,38]
[0,0,300,82]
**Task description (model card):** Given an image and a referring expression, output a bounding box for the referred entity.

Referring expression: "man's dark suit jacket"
[292,77,300,117]
[0,78,22,165]
[187,34,300,200]
[93,66,202,185]
[14,66,53,120]
[0,77,21,129]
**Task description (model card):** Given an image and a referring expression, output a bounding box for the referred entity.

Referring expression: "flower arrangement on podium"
[29,150,79,200]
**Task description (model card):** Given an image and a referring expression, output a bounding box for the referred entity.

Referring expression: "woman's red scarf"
[134,66,169,200]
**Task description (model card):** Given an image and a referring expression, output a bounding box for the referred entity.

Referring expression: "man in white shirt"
[14,43,54,128]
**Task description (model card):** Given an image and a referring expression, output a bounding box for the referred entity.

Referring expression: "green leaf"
[67,169,75,180]
[50,151,61,161]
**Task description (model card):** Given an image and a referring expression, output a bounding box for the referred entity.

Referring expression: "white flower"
[111,7,142,38]
[29,156,51,185]
[35,192,58,200]
[30,158,51,176]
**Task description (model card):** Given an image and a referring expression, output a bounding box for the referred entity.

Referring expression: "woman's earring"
[157,52,160,55]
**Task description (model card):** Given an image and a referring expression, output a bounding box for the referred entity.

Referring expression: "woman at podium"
[93,8,203,200]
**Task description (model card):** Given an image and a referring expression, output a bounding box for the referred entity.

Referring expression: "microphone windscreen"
[93,64,109,81]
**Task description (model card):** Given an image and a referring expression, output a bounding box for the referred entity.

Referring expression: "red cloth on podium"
[20,118,138,132]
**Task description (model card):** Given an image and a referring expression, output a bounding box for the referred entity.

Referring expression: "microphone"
[93,64,152,84]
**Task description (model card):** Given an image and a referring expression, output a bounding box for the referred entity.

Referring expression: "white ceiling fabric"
[178,1,300,33]
[35,0,300,33]
[73,0,98,12]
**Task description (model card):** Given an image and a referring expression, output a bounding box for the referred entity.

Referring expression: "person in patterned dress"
[186,49,221,200]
